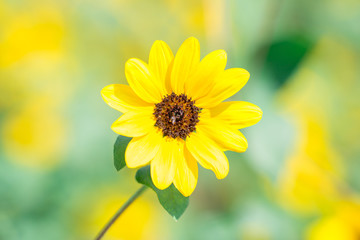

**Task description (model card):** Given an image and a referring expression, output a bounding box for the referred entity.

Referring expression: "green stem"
[94,185,148,240]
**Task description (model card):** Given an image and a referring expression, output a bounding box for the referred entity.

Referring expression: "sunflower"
[101,37,262,197]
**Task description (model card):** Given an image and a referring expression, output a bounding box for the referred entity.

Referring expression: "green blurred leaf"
[113,135,131,171]
[264,36,313,88]
[135,166,189,220]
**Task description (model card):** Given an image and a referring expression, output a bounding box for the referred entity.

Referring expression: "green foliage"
[136,166,189,220]
[113,135,132,171]
[265,36,313,88]
[113,136,189,219]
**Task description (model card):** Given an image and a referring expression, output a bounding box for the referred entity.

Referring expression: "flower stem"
[94,185,148,240]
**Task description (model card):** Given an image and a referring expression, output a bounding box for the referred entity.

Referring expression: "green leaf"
[113,135,131,171]
[135,166,189,220]
[262,35,313,88]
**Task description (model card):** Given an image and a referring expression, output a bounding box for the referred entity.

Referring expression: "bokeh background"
[1,0,359,239]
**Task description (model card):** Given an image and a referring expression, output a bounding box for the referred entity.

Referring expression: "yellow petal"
[150,138,181,189]
[173,147,198,197]
[210,101,263,129]
[171,37,200,94]
[165,59,174,93]
[198,117,248,152]
[185,49,227,100]
[149,40,174,95]
[125,58,163,103]
[125,129,162,168]
[196,68,250,108]
[111,107,155,137]
[186,131,229,179]
[101,84,152,113]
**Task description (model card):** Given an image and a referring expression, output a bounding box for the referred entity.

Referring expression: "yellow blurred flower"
[84,190,161,240]
[278,37,360,157]
[278,155,340,214]
[0,2,74,112]
[102,37,262,196]
[278,115,343,214]
[307,201,360,240]
[0,5,65,67]
[2,97,67,169]
[276,37,355,215]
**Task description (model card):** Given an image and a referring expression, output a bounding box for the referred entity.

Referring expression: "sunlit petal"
[171,37,200,94]
[186,131,229,179]
[111,108,155,137]
[151,138,182,189]
[196,68,249,108]
[149,40,174,95]
[198,117,248,152]
[185,49,227,100]
[174,146,198,197]
[101,84,152,113]
[125,129,162,168]
[125,58,163,103]
[210,101,263,129]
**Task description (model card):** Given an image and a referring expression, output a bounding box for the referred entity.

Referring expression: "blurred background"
[0,0,359,239]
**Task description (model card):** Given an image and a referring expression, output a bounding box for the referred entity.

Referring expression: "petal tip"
[100,88,108,100]
[174,180,196,197]
[151,40,166,51]
[124,148,136,169]
[253,105,263,121]
[241,144,249,153]
[110,121,123,135]
[186,36,199,42]
[125,58,142,68]
[241,68,250,80]
[217,49,227,59]
[152,179,171,190]
[215,170,229,180]
[100,84,112,96]
[110,124,119,134]
[179,188,192,197]
[258,108,263,118]
[182,37,200,49]
[153,39,166,45]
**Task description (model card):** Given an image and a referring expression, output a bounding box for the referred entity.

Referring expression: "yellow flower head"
[101,37,262,196]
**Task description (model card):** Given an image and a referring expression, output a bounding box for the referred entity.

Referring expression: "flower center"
[154,92,201,139]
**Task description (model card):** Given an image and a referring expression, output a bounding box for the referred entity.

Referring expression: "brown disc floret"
[154,92,201,139]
